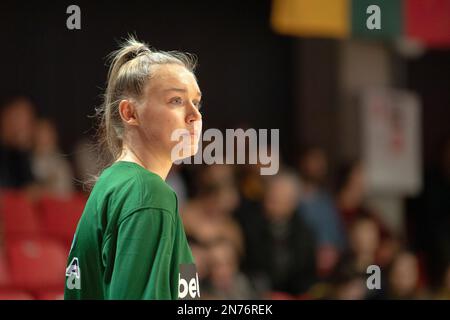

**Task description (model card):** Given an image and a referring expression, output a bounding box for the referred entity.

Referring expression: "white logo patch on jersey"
[66,257,81,290]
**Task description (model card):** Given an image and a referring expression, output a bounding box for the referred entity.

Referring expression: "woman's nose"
[186,102,202,123]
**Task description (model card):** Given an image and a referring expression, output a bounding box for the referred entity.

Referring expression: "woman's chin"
[172,144,199,162]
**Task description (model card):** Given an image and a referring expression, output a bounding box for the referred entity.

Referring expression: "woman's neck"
[117,143,172,181]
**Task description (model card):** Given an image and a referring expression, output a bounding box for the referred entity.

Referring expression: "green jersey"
[64,161,199,300]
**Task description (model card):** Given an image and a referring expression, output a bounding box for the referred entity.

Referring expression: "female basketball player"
[64,37,202,300]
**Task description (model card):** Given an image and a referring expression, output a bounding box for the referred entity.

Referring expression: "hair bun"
[123,40,151,62]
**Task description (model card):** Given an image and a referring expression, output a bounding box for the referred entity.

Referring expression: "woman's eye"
[170,97,183,105]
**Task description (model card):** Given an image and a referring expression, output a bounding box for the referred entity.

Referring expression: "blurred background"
[0,0,449,300]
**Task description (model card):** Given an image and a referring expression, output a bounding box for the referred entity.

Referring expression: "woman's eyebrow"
[164,88,202,97]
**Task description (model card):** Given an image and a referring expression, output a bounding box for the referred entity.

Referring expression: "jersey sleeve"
[105,208,177,300]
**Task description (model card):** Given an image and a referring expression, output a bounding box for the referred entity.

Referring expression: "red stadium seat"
[0,290,34,300]
[0,251,11,288]
[38,193,86,249]
[6,238,67,293]
[0,190,41,242]
[35,290,64,300]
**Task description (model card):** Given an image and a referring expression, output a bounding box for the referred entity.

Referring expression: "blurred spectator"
[335,161,368,229]
[385,251,425,299]
[188,236,211,292]
[202,238,256,300]
[32,118,74,197]
[328,214,411,300]
[296,146,346,278]
[348,215,381,274]
[234,138,273,226]
[182,164,243,256]
[238,169,317,296]
[234,154,269,260]
[336,161,401,269]
[0,96,36,189]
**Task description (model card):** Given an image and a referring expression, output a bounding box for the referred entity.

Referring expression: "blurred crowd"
[1,95,449,300]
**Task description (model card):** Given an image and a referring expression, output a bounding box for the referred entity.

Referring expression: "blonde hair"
[92,36,197,185]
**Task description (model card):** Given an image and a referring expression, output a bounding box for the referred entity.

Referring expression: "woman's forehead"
[149,64,200,94]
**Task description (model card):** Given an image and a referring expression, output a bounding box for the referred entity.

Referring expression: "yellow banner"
[271,0,350,38]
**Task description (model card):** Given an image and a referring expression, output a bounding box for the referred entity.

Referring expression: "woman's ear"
[118,99,139,126]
